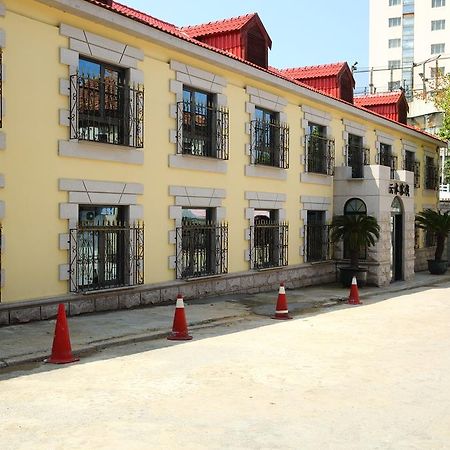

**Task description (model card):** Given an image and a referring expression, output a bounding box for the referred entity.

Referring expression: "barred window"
[178,87,229,160]
[305,123,335,175]
[70,206,144,292]
[176,208,228,279]
[70,58,144,148]
[250,210,288,269]
[251,107,289,169]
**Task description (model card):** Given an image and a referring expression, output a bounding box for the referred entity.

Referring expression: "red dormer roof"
[279,62,355,103]
[280,62,348,80]
[354,91,409,124]
[180,13,272,68]
[354,91,405,107]
[181,13,272,48]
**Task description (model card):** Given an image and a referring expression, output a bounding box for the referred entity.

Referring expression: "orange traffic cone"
[167,294,193,340]
[272,282,293,320]
[46,304,79,364]
[348,276,362,305]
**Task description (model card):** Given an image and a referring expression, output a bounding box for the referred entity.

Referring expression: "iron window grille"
[177,100,229,159]
[346,144,370,178]
[251,120,289,169]
[176,221,228,279]
[250,221,289,269]
[70,73,144,148]
[304,224,331,262]
[69,222,144,293]
[377,152,398,179]
[305,135,335,175]
[425,161,438,190]
[414,161,421,188]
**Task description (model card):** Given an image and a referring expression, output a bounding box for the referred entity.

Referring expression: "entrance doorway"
[390,197,403,281]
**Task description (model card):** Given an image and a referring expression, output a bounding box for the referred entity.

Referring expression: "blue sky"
[123,0,369,87]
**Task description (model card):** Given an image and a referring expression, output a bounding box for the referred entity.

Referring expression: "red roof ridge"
[180,13,258,36]
[354,91,405,106]
[279,62,349,79]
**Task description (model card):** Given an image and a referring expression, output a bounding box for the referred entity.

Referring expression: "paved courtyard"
[1,283,450,449]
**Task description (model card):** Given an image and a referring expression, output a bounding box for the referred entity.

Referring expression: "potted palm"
[415,209,450,274]
[330,214,380,287]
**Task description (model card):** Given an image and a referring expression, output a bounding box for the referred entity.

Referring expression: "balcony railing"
[177,101,229,159]
[251,120,289,169]
[440,184,450,200]
[176,222,228,279]
[69,222,144,293]
[305,135,335,175]
[346,145,370,178]
[70,73,144,148]
[377,153,397,179]
[305,224,331,262]
[250,221,288,269]
[425,164,438,190]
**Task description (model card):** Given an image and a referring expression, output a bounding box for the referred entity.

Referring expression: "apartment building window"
[304,123,335,175]
[389,0,401,5]
[346,134,370,178]
[251,107,289,169]
[431,43,445,54]
[70,57,144,148]
[69,206,144,293]
[388,80,402,91]
[431,66,445,77]
[388,39,401,48]
[388,60,401,69]
[432,0,446,7]
[178,87,229,159]
[425,156,438,189]
[431,19,446,30]
[378,143,397,179]
[250,210,288,269]
[305,211,330,262]
[176,208,228,279]
[389,17,401,27]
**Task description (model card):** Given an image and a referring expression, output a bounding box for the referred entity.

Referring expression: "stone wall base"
[0,262,336,326]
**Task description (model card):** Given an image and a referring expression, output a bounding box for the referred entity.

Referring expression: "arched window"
[343,198,367,259]
[344,198,367,216]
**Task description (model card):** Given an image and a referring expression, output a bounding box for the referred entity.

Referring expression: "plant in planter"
[415,209,450,274]
[330,214,380,287]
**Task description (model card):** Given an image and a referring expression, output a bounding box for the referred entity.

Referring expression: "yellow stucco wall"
[0,0,442,303]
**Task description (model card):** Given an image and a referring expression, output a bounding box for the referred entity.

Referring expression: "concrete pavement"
[1,271,450,370]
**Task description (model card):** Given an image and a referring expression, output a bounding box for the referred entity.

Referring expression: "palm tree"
[415,209,450,262]
[330,214,380,269]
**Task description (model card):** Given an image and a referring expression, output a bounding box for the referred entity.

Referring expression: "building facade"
[369,0,450,133]
[0,0,444,324]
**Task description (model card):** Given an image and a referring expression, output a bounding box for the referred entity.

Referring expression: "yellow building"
[0,0,444,323]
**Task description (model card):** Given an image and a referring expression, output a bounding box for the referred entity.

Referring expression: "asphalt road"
[1,283,450,449]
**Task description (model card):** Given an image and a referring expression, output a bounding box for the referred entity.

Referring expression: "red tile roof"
[80,1,444,144]
[354,91,405,107]
[181,13,257,37]
[279,62,348,80]
[86,0,189,39]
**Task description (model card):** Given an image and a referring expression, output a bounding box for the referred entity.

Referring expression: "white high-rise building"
[369,0,450,134]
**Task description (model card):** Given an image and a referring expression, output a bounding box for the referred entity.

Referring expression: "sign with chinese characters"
[389,182,410,197]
